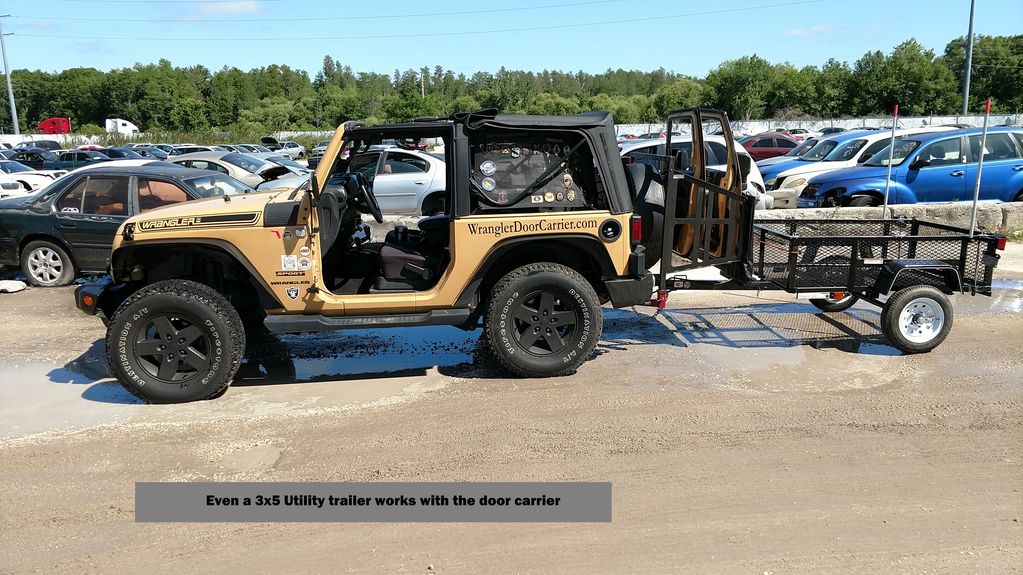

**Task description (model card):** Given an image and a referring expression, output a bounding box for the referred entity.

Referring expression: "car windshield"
[1,161,33,173]
[266,156,306,171]
[317,141,330,148]
[184,174,253,197]
[798,140,840,161]
[786,139,816,157]
[823,139,868,161]
[863,140,922,167]
[221,152,268,173]
[251,145,272,153]
[111,149,143,159]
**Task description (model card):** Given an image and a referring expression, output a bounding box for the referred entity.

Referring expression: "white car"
[345,148,447,215]
[619,136,774,210]
[171,151,307,191]
[0,160,67,196]
[765,126,956,208]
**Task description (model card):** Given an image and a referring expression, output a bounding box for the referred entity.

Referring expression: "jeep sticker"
[465,219,598,237]
[136,212,259,232]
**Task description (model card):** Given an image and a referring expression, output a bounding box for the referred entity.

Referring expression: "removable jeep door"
[658,109,753,287]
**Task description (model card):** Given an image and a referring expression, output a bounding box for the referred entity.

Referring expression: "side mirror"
[673,149,690,172]
[909,157,930,170]
[736,153,752,180]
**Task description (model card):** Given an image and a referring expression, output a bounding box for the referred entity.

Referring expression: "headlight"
[782,178,806,189]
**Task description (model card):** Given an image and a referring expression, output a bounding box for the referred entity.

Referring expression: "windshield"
[0,161,33,173]
[823,139,867,162]
[786,139,816,157]
[799,140,839,161]
[317,141,330,148]
[863,140,922,167]
[266,156,306,171]
[251,145,272,153]
[184,174,253,197]
[221,152,268,173]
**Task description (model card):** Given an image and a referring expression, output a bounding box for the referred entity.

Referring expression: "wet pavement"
[1,277,1019,440]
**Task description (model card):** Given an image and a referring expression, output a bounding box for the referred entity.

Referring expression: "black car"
[0,166,253,286]
[16,140,62,151]
[99,147,144,160]
[10,147,58,170]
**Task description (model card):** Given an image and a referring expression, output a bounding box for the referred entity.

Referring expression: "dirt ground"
[1,245,1021,574]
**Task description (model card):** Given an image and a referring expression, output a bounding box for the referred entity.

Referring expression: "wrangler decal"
[136,212,260,232]
[465,219,599,238]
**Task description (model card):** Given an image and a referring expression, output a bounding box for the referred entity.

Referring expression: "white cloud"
[785,25,836,37]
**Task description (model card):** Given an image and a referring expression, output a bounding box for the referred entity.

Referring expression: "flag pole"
[881,103,898,218]
[968,98,991,238]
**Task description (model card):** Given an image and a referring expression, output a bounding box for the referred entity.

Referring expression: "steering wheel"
[350,172,383,223]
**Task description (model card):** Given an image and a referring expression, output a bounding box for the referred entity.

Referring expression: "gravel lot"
[1,245,1021,574]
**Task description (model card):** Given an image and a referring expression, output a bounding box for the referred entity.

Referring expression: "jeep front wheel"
[105,279,245,403]
[484,263,602,377]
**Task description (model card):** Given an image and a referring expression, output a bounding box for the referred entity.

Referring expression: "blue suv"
[798,127,1023,207]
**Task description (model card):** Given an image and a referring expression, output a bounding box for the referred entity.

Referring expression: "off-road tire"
[847,195,875,207]
[810,292,859,312]
[20,239,75,287]
[880,285,953,354]
[483,263,602,377]
[105,279,245,403]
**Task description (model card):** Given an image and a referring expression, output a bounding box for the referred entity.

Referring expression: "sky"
[1,0,1020,78]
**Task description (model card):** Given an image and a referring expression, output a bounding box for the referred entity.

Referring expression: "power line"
[6,0,832,42]
[10,0,629,23]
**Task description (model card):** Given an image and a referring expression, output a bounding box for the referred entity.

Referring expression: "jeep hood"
[126,188,300,226]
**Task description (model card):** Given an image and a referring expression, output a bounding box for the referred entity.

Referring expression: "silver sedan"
[171,151,308,191]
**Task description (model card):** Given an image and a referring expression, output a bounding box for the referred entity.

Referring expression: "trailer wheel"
[880,285,953,354]
[105,279,245,403]
[810,292,859,312]
[484,263,602,378]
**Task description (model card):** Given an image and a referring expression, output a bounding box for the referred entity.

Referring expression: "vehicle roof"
[172,151,238,161]
[745,132,798,141]
[67,165,209,177]
[896,125,1021,143]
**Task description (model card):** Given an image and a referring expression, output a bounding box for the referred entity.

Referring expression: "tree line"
[2,34,1019,134]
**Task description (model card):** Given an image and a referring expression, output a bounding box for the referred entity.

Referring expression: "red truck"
[36,117,71,135]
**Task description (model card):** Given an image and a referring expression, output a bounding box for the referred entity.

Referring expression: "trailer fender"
[876,259,962,295]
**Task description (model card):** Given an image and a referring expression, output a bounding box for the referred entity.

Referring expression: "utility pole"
[961,0,976,115]
[0,16,18,135]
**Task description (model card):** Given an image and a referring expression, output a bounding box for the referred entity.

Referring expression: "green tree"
[704,56,773,120]
[651,78,704,117]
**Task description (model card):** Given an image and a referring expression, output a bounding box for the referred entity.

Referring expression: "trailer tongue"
[650,108,1005,354]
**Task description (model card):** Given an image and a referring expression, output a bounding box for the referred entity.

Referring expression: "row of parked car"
[753,126,1023,208]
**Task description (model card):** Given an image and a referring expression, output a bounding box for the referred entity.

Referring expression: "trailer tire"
[484,263,602,378]
[105,279,245,403]
[810,292,859,312]
[880,285,953,354]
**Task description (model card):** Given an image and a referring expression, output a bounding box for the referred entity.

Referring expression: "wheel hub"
[898,297,945,343]
[513,291,577,355]
[134,315,211,382]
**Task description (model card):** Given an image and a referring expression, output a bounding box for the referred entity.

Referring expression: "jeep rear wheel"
[484,263,602,377]
[105,279,245,403]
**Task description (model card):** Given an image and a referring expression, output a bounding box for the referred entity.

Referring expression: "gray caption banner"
[136,482,611,522]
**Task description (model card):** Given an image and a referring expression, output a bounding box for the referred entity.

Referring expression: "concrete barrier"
[756,201,1020,232]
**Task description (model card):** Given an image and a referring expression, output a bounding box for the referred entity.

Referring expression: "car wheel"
[484,263,602,377]
[20,240,75,287]
[880,285,952,354]
[847,196,875,207]
[105,279,245,403]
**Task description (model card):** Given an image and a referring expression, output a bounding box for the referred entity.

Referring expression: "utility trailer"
[650,109,1006,354]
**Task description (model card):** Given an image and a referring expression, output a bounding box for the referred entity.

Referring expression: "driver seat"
[374,215,450,291]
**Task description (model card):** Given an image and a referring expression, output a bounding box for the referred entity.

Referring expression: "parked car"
[48,150,112,171]
[619,136,774,210]
[151,144,181,155]
[170,151,308,191]
[10,147,59,170]
[819,127,847,135]
[342,148,447,215]
[767,127,955,208]
[16,139,62,151]
[132,145,169,160]
[776,128,813,141]
[98,147,144,160]
[307,140,331,170]
[755,137,819,169]
[0,165,253,286]
[798,127,1023,208]
[277,141,306,159]
[240,143,275,154]
[738,133,800,161]
[173,145,228,155]
[0,160,66,195]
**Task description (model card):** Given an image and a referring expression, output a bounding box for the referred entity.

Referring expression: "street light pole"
[0,16,18,135]
[961,0,976,115]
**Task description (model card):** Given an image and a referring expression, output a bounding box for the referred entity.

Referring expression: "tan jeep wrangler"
[76,109,753,403]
